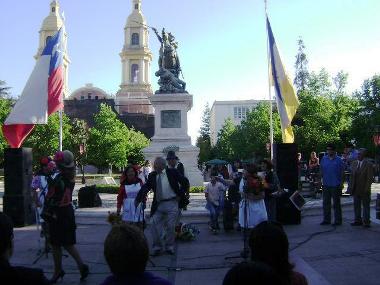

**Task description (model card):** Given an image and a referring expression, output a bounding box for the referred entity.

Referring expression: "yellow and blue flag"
[267,17,299,143]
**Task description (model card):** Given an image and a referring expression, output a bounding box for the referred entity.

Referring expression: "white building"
[115,0,154,115]
[210,99,270,146]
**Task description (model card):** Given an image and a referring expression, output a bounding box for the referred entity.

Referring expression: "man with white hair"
[349,148,374,227]
[136,157,189,255]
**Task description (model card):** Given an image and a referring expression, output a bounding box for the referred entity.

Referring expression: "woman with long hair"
[117,165,144,225]
[44,150,89,283]
[249,222,308,285]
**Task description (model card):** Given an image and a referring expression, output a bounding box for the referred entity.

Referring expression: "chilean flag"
[2,28,64,148]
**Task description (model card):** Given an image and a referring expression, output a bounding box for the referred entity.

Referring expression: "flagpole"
[59,109,63,151]
[59,15,65,152]
[265,0,274,160]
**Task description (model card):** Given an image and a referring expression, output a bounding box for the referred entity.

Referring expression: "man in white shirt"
[136,157,189,256]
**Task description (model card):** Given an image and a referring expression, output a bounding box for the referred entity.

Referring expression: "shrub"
[189,186,205,193]
[96,184,119,194]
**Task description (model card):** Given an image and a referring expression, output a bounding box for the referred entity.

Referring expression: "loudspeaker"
[78,185,102,208]
[276,194,301,225]
[3,148,35,227]
[4,148,33,195]
[273,143,298,192]
[273,143,301,225]
[3,195,35,227]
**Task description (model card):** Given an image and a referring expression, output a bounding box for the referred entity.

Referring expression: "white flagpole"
[59,15,66,152]
[59,109,63,151]
[265,0,274,160]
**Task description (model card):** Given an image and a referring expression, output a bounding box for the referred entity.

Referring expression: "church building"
[116,0,154,115]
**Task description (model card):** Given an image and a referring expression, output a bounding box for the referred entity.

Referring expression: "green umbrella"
[206,159,228,165]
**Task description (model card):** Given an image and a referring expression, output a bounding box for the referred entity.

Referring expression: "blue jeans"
[206,201,220,229]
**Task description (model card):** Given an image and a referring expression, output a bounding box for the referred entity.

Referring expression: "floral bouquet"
[107,211,122,225]
[175,222,200,241]
[245,174,263,195]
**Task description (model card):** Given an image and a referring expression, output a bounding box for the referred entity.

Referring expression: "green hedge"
[94,184,119,194]
[189,186,205,193]
[94,184,205,194]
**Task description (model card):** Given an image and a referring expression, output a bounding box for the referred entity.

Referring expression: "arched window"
[131,64,139,83]
[131,33,139,45]
[45,36,52,45]
[52,7,56,13]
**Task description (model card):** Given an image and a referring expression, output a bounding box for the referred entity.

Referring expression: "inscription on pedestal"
[161,110,181,128]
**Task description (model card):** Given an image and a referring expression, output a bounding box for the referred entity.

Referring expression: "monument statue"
[152,27,187,94]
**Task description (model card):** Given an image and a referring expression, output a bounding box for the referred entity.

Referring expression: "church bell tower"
[35,0,70,98]
[116,0,153,114]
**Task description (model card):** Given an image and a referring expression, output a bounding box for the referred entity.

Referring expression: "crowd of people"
[1,141,377,284]
[204,159,283,234]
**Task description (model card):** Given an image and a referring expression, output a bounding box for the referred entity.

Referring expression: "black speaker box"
[3,148,35,227]
[273,143,301,225]
[3,195,35,227]
[4,148,33,195]
[78,185,102,208]
[273,143,298,192]
[277,194,301,225]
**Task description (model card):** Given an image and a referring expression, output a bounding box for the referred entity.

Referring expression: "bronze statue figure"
[152,27,187,94]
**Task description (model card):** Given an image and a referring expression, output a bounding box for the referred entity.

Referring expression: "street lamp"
[373,125,380,182]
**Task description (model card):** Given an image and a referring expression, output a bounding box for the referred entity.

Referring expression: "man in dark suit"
[0,212,49,285]
[349,148,374,227]
[136,157,189,256]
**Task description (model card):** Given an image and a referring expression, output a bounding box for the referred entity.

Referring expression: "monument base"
[144,143,203,186]
[143,93,203,186]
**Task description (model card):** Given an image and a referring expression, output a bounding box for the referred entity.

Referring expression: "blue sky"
[1,0,380,142]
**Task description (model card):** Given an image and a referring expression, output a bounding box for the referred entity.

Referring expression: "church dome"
[69,84,110,100]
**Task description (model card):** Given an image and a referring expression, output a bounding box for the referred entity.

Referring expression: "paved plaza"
[1,183,380,284]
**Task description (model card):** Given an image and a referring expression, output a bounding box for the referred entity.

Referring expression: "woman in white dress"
[117,166,144,225]
[239,165,268,229]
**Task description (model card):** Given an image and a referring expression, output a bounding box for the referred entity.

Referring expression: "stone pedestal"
[143,93,203,186]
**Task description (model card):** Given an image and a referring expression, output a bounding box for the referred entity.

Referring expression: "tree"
[67,119,89,181]
[0,80,11,98]
[126,127,150,165]
[23,112,73,168]
[351,75,380,155]
[0,98,12,166]
[294,88,358,156]
[214,118,236,161]
[307,68,332,97]
[87,104,149,171]
[199,103,211,139]
[196,103,212,164]
[333,70,349,95]
[294,37,309,92]
[231,103,281,159]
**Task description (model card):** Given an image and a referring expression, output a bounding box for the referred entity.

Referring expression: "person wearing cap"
[44,150,89,283]
[135,157,189,256]
[0,212,50,284]
[166,150,185,176]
